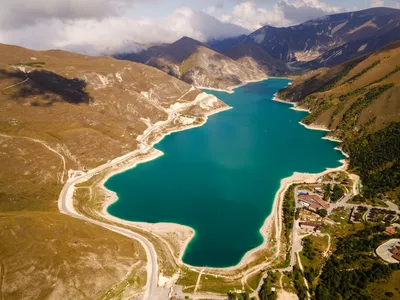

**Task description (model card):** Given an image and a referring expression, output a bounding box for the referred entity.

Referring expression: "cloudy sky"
[0,0,399,55]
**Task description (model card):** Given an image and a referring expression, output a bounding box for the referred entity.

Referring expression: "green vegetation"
[331,184,344,202]
[299,235,329,292]
[346,122,400,205]
[343,60,380,84]
[282,185,296,240]
[329,103,344,127]
[337,84,394,134]
[317,59,362,92]
[315,225,400,300]
[367,270,400,299]
[295,208,301,220]
[291,265,308,300]
[302,101,332,125]
[258,271,280,300]
[323,184,331,201]
[318,209,328,217]
[366,65,400,86]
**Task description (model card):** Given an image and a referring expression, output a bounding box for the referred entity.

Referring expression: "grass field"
[367,270,400,300]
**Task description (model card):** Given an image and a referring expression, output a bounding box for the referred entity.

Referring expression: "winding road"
[57,90,223,300]
[59,171,159,300]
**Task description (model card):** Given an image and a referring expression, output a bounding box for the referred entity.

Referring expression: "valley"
[0,5,399,300]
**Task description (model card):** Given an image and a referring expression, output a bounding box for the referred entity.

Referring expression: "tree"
[318,209,328,217]
[331,185,344,202]
[323,184,331,201]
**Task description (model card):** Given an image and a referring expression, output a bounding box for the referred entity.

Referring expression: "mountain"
[0,43,227,299]
[211,7,400,70]
[117,36,288,90]
[277,40,400,205]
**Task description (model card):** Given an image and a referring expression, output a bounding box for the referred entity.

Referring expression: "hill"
[117,36,288,90]
[211,7,400,71]
[0,43,227,299]
[277,40,400,206]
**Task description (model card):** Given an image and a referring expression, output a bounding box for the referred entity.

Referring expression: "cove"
[106,78,345,267]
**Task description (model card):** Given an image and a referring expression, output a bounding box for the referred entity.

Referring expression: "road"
[59,175,159,299]
[57,90,222,300]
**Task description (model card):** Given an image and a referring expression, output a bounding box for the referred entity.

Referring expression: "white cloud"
[212,0,343,31]
[0,6,248,55]
[369,0,385,7]
[0,0,138,28]
[0,0,348,55]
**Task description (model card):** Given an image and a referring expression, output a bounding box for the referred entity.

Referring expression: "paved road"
[59,177,159,300]
[57,90,221,300]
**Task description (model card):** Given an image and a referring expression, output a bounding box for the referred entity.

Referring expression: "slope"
[212,7,400,71]
[117,37,273,90]
[277,40,400,206]
[0,43,227,299]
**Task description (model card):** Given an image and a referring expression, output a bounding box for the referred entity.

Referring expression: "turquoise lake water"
[106,78,345,267]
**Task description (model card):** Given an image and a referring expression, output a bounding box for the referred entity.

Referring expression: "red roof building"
[298,194,330,210]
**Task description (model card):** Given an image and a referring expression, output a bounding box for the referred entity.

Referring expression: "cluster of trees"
[346,122,400,201]
[282,185,296,239]
[318,209,328,217]
[338,84,394,134]
[258,271,279,300]
[323,184,344,202]
[292,266,308,300]
[315,225,400,300]
[331,184,344,202]
[343,60,380,84]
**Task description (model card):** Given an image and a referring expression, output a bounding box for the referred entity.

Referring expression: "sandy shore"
[68,78,350,275]
[97,105,233,257]
[272,94,311,113]
[299,121,330,132]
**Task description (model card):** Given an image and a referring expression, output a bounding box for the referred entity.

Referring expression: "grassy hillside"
[0,43,226,299]
[278,41,400,207]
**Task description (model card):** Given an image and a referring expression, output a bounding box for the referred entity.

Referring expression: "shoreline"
[198,76,269,94]
[99,79,348,271]
[271,93,311,113]
[63,78,350,277]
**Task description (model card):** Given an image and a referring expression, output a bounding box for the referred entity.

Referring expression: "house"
[392,248,400,262]
[385,226,397,235]
[299,222,321,232]
[298,194,330,211]
[299,209,322,222]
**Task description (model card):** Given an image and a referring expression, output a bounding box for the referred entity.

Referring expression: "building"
[299,222,321,232]
[385,226,397,235]
[392,248,400,262]
[298,194,330,211]
[299,209,322,222]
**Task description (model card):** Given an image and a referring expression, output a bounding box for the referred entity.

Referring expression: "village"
[291,171,400,264]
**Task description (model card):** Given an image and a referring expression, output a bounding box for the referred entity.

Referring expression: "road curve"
[59,177,158,300]
[57,91,222,299]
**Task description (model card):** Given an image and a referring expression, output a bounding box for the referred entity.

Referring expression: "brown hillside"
[0,43,226,299]
[278,40,400,140]
[117,37,274,89]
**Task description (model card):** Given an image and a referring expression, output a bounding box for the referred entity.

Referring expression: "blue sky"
[0,0,398,54]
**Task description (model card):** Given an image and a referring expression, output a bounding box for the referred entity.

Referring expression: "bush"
[318,209,328,217]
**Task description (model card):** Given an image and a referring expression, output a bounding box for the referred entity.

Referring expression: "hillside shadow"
[0,69,92,106]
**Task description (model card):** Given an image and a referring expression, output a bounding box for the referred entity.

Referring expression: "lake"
[106,78,345,267]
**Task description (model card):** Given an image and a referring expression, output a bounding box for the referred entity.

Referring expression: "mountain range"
[278,39,400,206]
[118,7,400,90]
[1,6,400,300]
